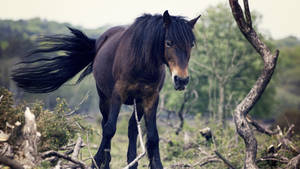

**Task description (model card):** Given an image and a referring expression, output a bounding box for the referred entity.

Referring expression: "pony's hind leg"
[92,90,112,169]
[93,90,122,169]
[127,101,144,169]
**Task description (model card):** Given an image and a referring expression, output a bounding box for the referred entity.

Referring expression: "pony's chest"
[116,81,159,105]
[127,83,158,97]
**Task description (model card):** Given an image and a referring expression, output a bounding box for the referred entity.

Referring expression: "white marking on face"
[171,69,178,84]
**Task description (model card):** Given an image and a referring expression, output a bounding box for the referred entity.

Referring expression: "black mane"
[127,13,195,79]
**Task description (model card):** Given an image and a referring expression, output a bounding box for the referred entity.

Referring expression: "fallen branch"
[214,151,236,169]
[170,155,221,168]
[256,155,289,164]
[193,156,221,167]
[72,135,83,159]
[41,150,87,169]
[0,156,24,169]
[122,99,146,169]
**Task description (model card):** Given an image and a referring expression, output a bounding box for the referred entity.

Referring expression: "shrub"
[0,87,80,152]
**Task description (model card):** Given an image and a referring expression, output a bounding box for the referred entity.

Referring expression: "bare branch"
[256,155,289,164]
[276,124,300,154]
[71,135,83,159]
[228,0,280,168]
[41,150,87,169]
[246,116,279,136]
[122,99,146,169]
[243,0,252,27]
[171,156,221,168]
[285,124,295,139]
[0,156,24,169]
[87,132,99,169]
[214,151,236,169]
[194,158,221,167]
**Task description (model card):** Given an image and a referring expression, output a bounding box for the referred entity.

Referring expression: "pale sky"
[0,0,299,39]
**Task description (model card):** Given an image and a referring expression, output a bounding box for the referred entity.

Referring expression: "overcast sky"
[1,0,299,39]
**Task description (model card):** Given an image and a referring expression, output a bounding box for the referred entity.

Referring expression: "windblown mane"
[127,13,196,80]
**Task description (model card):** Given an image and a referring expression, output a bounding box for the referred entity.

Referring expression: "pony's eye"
[165,40,173,47]
[191,42,195,47]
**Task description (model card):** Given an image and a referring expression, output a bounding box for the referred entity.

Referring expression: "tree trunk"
[228,0,279,168]
[22,107,40,168]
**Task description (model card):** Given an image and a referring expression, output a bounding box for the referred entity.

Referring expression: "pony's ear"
[163,10,171,27]
[188,14,201,28]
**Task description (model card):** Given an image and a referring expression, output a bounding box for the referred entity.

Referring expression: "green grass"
[45,113,299,169]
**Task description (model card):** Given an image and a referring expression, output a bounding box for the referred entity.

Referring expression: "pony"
[12,10,200,169]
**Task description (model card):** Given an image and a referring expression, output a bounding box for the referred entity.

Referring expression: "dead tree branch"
[170,156,221,168]
[228,0,279,168]
[0,156,24,169]
[87,132,99,169]
[276,125,300,154]
[214,151,236,169]
[71,135,83,160]
[246,116,279,136]
[122,99,146,169]
[22,107,40,167]
[41,150,87,169]
[256,155,289,164]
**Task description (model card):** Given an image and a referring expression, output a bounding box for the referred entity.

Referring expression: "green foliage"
[0,87,24,130]
[0,87,81,152]
[37,97,78,151]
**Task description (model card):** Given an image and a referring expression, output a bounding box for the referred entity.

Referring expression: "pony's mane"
[127,13,195,80]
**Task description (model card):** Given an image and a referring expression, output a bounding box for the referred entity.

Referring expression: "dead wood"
[41,150,87,169]
[0,156,24,169]
[228,0,279,168]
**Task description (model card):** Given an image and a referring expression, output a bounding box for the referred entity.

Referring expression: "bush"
[0,87,80,152]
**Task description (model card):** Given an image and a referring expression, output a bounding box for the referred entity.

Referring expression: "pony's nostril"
[174,75,179,82]
[183,76,189,85]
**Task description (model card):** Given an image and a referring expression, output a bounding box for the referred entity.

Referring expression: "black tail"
[12,27,96,93]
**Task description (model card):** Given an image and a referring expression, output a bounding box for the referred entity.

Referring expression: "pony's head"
[162,10,200,90]
[128,11,200,87]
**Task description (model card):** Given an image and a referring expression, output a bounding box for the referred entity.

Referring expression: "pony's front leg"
[143,94,163,169]
[93,91,122,169]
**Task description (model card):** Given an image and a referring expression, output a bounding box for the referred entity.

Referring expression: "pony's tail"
[12,27,96,93]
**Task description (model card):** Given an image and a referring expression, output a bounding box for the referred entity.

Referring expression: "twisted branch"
[228,0,279,168]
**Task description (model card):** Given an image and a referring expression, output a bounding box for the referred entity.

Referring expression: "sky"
[0,0,299,39]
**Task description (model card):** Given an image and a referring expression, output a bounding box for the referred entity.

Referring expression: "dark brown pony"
[12,10,200,169]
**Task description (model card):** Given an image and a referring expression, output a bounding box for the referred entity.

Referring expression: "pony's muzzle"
[174,75,189,91]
